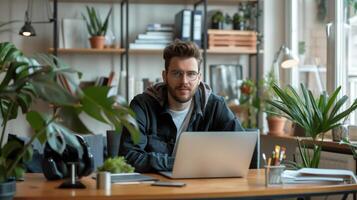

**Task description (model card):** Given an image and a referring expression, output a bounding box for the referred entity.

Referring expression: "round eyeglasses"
[169,70,200,81]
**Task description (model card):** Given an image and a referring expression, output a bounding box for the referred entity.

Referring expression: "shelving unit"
[51,0,261,105]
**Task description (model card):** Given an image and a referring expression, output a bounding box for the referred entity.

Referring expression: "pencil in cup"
[264,164,285,186]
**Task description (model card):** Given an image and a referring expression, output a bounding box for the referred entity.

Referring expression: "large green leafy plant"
[268,84,357,168]
[82,6,112,37]
[0,42,139,182]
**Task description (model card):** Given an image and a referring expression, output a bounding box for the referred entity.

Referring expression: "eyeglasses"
[169,70,200,81]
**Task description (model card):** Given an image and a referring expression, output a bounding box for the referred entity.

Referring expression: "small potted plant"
[211,11,224,29]
[261,70,286,136]
[82,6,112,49]
[0,42,139,199]
[268,84,357,168]
[233,13,244,30]
[224,14,232,29]
[238,79,259,129]
[97,156,134,174]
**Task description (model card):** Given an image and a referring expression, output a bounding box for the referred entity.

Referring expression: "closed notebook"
[111,173,158,183]
[93,173,158,184]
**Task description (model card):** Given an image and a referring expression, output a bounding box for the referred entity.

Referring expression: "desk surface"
[14,170,357,200]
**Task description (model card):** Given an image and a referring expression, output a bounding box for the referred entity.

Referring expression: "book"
[174,9,192,41]
[146,23,174,32]
[282,168,357,184]
[129,43,167,49]
[137,34,172,40]
[112,173,158,184]
[134,39,172,44]
[146,31,173,36]
[92,173,158,184]
[191,10,202,47]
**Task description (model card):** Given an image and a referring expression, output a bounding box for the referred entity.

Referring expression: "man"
[119,40,243,172]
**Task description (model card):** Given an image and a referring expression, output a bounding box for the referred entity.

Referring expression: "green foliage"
[82,6,112,37]
[268,83,357,168]
[211,11,224,23]
[239,79,259,128]
[233,13,244,24]
[260,70,282,117]
[97,156,134,173]
[0,42,139,182]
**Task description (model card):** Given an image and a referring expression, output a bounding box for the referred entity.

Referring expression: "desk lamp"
[272,45,299,85]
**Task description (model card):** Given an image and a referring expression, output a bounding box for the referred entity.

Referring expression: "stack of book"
[129,24,174,49]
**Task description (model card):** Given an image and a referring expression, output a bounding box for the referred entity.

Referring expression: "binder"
[191,10,202,47]
[174,9,192,41]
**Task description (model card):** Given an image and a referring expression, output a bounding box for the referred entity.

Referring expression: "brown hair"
[163,39,202,71]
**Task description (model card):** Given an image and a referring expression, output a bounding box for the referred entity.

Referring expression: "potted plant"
[238,79,259,129]
[261,71,286,136]
[232,13,244,30]
[224,14,232,29]
[97,156,134,174]
[82,6,112,49]
[0,42,139,199]
[268,83,357,168]
[211,11,224,29]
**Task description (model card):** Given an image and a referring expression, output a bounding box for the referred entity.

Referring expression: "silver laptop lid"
[172,131,258,179]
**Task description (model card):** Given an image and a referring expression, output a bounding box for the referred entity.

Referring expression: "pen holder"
[264,165,285,187]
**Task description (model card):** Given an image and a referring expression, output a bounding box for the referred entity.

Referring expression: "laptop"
[159,131,258,179]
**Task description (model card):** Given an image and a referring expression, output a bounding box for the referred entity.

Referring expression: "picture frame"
[209,64,243,101]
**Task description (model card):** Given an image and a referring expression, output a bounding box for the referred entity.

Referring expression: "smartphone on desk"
[151,181,186,187]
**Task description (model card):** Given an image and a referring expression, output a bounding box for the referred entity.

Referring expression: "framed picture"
[209,64,243,101]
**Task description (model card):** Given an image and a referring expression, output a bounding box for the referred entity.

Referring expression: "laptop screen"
[163,131,259,179]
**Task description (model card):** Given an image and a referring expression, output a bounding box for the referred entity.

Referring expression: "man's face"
[163,57,201,104]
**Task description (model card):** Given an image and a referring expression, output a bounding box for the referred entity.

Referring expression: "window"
[291,0,357,125]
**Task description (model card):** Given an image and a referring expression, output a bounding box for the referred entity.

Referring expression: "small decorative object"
[211,11,224,29]
[268,84,357,168]
[82,6,113,49]
[332,122,349,142]
[96,171,111,190]
[97,157,135,174]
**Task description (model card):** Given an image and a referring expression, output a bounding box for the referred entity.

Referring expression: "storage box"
[208,29,257,53]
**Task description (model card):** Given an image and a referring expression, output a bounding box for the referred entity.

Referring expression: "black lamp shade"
[19,21,36,37]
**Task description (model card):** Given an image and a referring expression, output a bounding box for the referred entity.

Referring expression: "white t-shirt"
[168,102,194,156]
[168,107,190,138]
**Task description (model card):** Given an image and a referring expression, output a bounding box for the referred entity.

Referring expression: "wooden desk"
[14,170,357,200]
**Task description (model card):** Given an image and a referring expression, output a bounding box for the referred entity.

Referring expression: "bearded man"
[119,40,243,172]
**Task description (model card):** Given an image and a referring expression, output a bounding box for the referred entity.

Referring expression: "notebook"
[159,131,258,179]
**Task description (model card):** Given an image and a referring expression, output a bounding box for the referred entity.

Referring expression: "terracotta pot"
[267,116,286,136]
[89,36,105,49]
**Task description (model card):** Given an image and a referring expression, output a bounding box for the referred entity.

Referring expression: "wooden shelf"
[54,0,258,4]
[49,48,126,54]
[261,134,354,154]
[50,48,258,55]
[129,48,257,54]
[206,48,257,54]
[129,49,164,54]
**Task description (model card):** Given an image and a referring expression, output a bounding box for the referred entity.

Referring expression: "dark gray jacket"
[119,82,243,172]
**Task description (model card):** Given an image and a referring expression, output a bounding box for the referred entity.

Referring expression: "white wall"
[1,0,285,136]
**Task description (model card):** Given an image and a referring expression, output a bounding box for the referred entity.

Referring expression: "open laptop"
[159,131,258,179]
